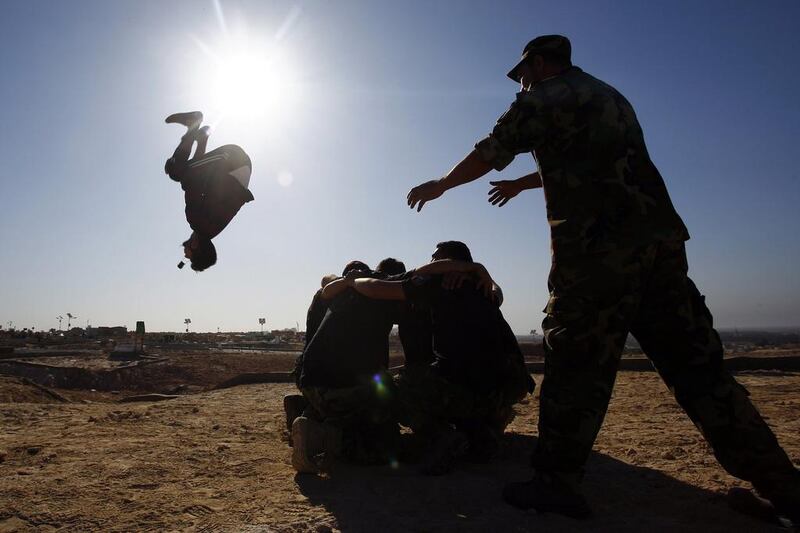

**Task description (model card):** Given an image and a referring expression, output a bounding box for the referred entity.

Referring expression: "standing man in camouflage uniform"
[407,35,799,521]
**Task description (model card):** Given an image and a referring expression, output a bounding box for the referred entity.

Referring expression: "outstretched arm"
[320,270,375,300]
[351,279,406,300]
[407,149,493,212]
[413,259,480,276]
[487,172,542,207]
[350,262,496,301]
[320,278,342,300]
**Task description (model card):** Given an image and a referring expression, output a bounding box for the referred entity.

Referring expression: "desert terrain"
[1,338,799,532]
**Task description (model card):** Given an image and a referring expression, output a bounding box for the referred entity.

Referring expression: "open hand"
[407,179,445,212]
[488,180,524,207]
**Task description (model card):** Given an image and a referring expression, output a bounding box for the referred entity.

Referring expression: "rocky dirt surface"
[1,370,799,532]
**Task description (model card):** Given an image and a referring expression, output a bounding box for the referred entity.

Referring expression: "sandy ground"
[1,370,799,532]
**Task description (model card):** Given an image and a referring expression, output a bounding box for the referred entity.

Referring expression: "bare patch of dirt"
[1,370,798,531]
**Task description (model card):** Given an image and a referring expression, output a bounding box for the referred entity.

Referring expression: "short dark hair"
[434,241,473,262]
[188,237,217,272]
[342,260,370,276]
[376,257,406,276]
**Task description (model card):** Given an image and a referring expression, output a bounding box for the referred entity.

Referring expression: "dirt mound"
[0,351,302,394]
[0,377,68,404]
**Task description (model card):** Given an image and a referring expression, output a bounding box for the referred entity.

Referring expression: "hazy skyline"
[1,0,799,333]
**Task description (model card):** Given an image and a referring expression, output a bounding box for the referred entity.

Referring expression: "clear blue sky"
[1,0,799,333]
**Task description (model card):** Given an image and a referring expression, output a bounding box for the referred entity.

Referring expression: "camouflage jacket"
[475,66,689,257]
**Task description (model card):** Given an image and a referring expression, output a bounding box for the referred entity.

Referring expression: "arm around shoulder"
[320,277,349,300]
[351,279,406,301]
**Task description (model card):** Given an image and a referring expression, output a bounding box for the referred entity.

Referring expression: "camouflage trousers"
[396,366,514,437]
[301,374,399,464]
[534,240,797,490]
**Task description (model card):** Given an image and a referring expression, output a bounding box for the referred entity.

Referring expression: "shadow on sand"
[295,433,779,532]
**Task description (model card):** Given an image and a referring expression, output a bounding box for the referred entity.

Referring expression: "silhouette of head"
[321,274,338,288]
[432,241,473,262]
[508,35,572,89]
[342,260,370,277]
[183,234,217,272]
[376,257,406,276]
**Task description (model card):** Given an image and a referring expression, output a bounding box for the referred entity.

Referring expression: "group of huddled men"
[286,240,534,476]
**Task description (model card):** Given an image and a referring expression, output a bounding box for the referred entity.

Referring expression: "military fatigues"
[397,275,533,440]
[475,66,797,489]
[301,373,398,464]
[295,285,400,464]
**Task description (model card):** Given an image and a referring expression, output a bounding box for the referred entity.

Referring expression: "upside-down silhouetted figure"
[164,111,254,272]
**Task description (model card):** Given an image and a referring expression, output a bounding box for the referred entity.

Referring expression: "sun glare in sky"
[187,2,303,130]
[208,45,300,120]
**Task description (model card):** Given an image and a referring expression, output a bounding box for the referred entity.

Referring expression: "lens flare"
[277,170,294,187]
[373,373,389,398]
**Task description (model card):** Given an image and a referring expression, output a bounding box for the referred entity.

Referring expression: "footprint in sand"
[183,504,216,518]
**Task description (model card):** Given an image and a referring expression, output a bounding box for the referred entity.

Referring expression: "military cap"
[507,34,572,82]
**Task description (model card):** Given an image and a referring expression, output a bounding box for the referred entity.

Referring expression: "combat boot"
[290,416,342,475]
[750,469,800,526]
[727,487,794,527]
[502,471,592,519]
[458,420,500,464]
[283,394,308,432]
[418,427,469,476]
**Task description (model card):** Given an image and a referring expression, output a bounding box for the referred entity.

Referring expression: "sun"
[208,45,300,121]
[183,4,305,135]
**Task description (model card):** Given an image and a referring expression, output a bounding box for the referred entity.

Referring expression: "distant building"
[86,326,128,337]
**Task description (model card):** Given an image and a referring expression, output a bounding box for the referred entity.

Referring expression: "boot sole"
[290,418,320,474]
[727,487,786,526]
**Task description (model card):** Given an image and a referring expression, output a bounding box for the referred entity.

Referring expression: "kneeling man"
[344,241,533,474]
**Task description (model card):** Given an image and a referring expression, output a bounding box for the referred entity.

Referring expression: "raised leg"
[631,241,799,520]
[164,111,204,181]
[193,126,210,159]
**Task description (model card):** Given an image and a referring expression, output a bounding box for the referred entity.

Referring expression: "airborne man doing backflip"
[164,111,254,272]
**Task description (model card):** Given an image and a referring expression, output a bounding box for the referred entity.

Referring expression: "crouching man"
[346,241,534,474]
[290,260,404,474]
